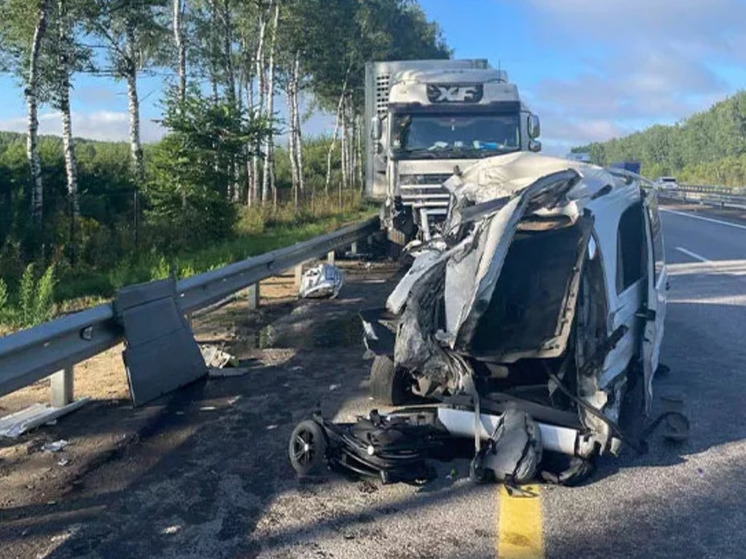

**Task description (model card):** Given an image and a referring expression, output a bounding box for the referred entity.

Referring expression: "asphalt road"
[3,204,746,558]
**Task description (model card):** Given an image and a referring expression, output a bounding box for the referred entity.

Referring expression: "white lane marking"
[675,246,710,263]
[661,208,746,231]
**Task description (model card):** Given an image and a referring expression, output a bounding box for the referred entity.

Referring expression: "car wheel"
[370,355,411,406]
[289,420,328,478]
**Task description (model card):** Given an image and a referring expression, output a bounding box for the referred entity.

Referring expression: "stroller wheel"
[289,420,328,477]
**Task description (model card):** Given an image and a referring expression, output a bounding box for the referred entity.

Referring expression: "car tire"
[370,355,411,406]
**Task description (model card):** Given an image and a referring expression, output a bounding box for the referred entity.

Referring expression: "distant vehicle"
[655,176,679,190]
[364,59,541,248]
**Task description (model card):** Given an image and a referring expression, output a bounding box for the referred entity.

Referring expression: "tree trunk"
[286,66,298,210]
[252,5,268,205]
[325,66,351,198]
[57,0,78,216]
[208,0,219,104]
[293,52,305,195]
[27,0,51,224]
[220,0,235,106]
[125,20,144,183]
[356,114,364,190]
[340,96,348,205]
[261,1,279,208]
[173,0,186,104]
[245,59,254,206]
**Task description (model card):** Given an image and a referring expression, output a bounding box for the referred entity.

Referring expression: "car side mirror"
[371,116,382,141]
[528,114,541,139]
[529,139,542,152]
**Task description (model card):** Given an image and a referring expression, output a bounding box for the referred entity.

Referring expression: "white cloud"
[512,0,746,149]
[0,110,165,143]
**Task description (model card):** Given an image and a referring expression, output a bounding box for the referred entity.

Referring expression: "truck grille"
[399,174,453,216]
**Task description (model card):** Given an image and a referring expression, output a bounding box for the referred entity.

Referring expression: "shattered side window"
[616,203,645,293]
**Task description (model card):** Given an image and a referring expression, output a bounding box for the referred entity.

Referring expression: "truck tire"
[386,228,407,260]
[370,355,411,406]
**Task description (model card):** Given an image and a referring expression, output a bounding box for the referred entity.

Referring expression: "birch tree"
[260,0,278,206]
[173,0,186,103]
[86,0,168,184]
[0,0,52,224]
[45,0,93,217]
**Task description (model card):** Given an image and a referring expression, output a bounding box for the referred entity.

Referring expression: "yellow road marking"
[497,484,544,559]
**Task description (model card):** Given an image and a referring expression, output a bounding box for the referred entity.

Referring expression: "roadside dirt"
[0,257,404,559]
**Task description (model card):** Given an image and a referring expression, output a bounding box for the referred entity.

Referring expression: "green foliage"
[144,88,271,250]
[0,278,8,323]
[576,91,746,186]
[35,263,56,323]
[19,265,36,326]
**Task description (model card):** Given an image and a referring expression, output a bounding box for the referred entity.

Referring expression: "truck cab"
[365,59,541,245]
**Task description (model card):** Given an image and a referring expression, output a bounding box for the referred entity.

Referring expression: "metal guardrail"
[659,184,746,210]
[0,216,380,402]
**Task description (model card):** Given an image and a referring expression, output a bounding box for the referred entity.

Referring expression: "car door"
[641,190,667,413]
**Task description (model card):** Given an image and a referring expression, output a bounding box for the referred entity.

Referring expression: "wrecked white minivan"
[289,153,682,486]
[362,153,670,456]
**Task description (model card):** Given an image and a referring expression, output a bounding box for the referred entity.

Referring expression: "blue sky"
[1,0,745,155]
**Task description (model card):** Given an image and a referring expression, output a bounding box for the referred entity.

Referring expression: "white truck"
[364,59,542,246]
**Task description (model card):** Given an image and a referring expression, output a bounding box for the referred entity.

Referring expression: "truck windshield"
[391,113,521,159]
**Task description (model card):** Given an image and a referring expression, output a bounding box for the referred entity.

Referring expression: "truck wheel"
[386,228,407,260]
[370,355,411,406]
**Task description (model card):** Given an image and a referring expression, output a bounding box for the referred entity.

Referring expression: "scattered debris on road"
[42,440,70,453]
[0,399,90,439]
[200,345,239,369]
[299,264,344,299]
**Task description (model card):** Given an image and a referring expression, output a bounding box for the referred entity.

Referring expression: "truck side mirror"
[371,116,382,140]
[528,114,541,139]
[529,139,542,152]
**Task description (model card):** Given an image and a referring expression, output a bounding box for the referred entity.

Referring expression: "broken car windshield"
[392,113,521,159]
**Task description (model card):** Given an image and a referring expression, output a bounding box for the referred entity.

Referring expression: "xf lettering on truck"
[426,84,484,104]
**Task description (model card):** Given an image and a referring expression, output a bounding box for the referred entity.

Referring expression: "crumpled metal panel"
[116,279,206,406]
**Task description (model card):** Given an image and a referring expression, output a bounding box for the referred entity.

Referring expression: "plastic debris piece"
[0,399,90,439]
[42,440,70,453]
[200,345,239,369]
[329,384,340,391]
[299,264,344,299]
[57,458,70,467]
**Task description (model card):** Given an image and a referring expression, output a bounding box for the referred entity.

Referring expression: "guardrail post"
[294,262,305,288]
[51,366,74,407]
[350,241,358,255]
[247,283,260,310]
[327,250,335,265]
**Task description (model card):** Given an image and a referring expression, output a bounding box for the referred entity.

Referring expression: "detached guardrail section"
[0,216,380,409]
[660,184,746,210]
